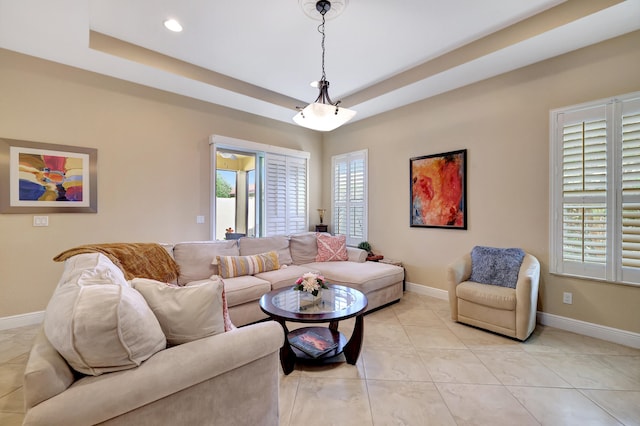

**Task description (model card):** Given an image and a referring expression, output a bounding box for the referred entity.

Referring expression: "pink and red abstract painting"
[410,149,467,229]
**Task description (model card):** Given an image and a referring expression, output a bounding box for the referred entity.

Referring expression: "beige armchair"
[447,251,540,341]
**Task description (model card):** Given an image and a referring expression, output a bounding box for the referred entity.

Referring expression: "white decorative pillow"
[131,277,227,345]
[44,253,166,376]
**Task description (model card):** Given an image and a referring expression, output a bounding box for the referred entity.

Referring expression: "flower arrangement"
[294,272,327,296]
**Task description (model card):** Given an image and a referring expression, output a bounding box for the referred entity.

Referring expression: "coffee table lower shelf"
[287,327,346,361]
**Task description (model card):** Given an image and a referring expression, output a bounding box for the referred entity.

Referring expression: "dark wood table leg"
[276,319,295,375]
[343,314,364,364]
[329,320,339,332]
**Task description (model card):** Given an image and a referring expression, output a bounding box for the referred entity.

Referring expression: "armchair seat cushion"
[456,281,516,311]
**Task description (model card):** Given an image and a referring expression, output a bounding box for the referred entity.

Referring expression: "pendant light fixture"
[293,0,356,132]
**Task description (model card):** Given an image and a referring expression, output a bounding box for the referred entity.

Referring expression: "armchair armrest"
[447,253,472,320]
[515,254,540,340]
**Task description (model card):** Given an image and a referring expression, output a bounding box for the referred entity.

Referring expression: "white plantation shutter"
[621,99,640,282]
[550,92,640,285]
[265,153,308,236]
[287,156,308,235]
[332,150,368,246]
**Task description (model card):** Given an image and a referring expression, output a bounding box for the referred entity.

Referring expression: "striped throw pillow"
[216,251,280,278]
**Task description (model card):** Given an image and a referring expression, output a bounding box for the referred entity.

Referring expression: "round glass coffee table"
[259,284,368,375]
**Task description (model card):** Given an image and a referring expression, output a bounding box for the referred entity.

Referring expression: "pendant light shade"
[293,0,356,132]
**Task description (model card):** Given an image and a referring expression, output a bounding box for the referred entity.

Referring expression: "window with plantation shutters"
[265,153,308,237]
[210,135,309,240]
[550,92,640,285]
[332,150,368,247]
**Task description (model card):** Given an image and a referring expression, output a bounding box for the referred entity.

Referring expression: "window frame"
[210,135,309,239]
[549,91,640,286]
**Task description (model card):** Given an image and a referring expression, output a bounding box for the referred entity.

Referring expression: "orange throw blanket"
[53,243,180,283]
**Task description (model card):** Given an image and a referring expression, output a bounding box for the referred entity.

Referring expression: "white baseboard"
[405,282,640,349]
[406,281,449,300]
[0,311,44,331]
[537,312,640,349]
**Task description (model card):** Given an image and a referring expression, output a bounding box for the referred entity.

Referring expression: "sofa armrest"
[447,253,472,320]
[347,247,367,263]
[23,321,284,426]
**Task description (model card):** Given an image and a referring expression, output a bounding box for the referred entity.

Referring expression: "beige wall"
[324,31,640,334]
[0,49,322,318]
[2,31,640,334]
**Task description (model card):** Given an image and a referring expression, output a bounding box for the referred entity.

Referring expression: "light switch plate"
[33,216,49,227]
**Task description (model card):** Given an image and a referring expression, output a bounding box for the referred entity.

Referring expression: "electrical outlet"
[563,292,573,304]
[196,215,205,224]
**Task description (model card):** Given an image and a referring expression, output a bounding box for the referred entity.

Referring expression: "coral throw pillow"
[316,234,348,262]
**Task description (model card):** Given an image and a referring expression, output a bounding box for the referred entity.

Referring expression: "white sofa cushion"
[255,264,321,290]
[44,253,166,376]
[305,260,404,294]
[131,277,227,345]
[239,235,293,265]
[173,241,239,285]
[222,275,272,307]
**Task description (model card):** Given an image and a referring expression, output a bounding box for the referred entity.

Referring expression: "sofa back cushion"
[173,240,239,285]
[290,232,320,265]
[131,277,227,345]
[44,253,166,376]
[239,235,293,265]
[217,251,280,278]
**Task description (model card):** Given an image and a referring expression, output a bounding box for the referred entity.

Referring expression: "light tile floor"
[1,293,639,425]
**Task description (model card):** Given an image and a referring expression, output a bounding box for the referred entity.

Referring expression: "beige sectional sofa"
[171,232,405,326]
[23,232,403,425]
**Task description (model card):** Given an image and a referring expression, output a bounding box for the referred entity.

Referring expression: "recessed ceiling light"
[163,19,183,32]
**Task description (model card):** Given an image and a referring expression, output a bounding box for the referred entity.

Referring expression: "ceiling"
[1,0,639,130]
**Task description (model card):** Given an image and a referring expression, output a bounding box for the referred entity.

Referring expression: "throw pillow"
[469,246,526,289]
[216,251,280,278]
[131,277,227,345]
[316,233,348,262]
[290,232,320,265]
[44,253,166,376]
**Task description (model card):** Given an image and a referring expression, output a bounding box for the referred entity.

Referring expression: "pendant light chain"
[319,12,327,82]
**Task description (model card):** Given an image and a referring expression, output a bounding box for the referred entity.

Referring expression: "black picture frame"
[410,149,467,229]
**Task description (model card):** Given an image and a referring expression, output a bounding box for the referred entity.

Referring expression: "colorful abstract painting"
[0,138,97,213]
[410,149,467,229]
[18,152,84,202]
